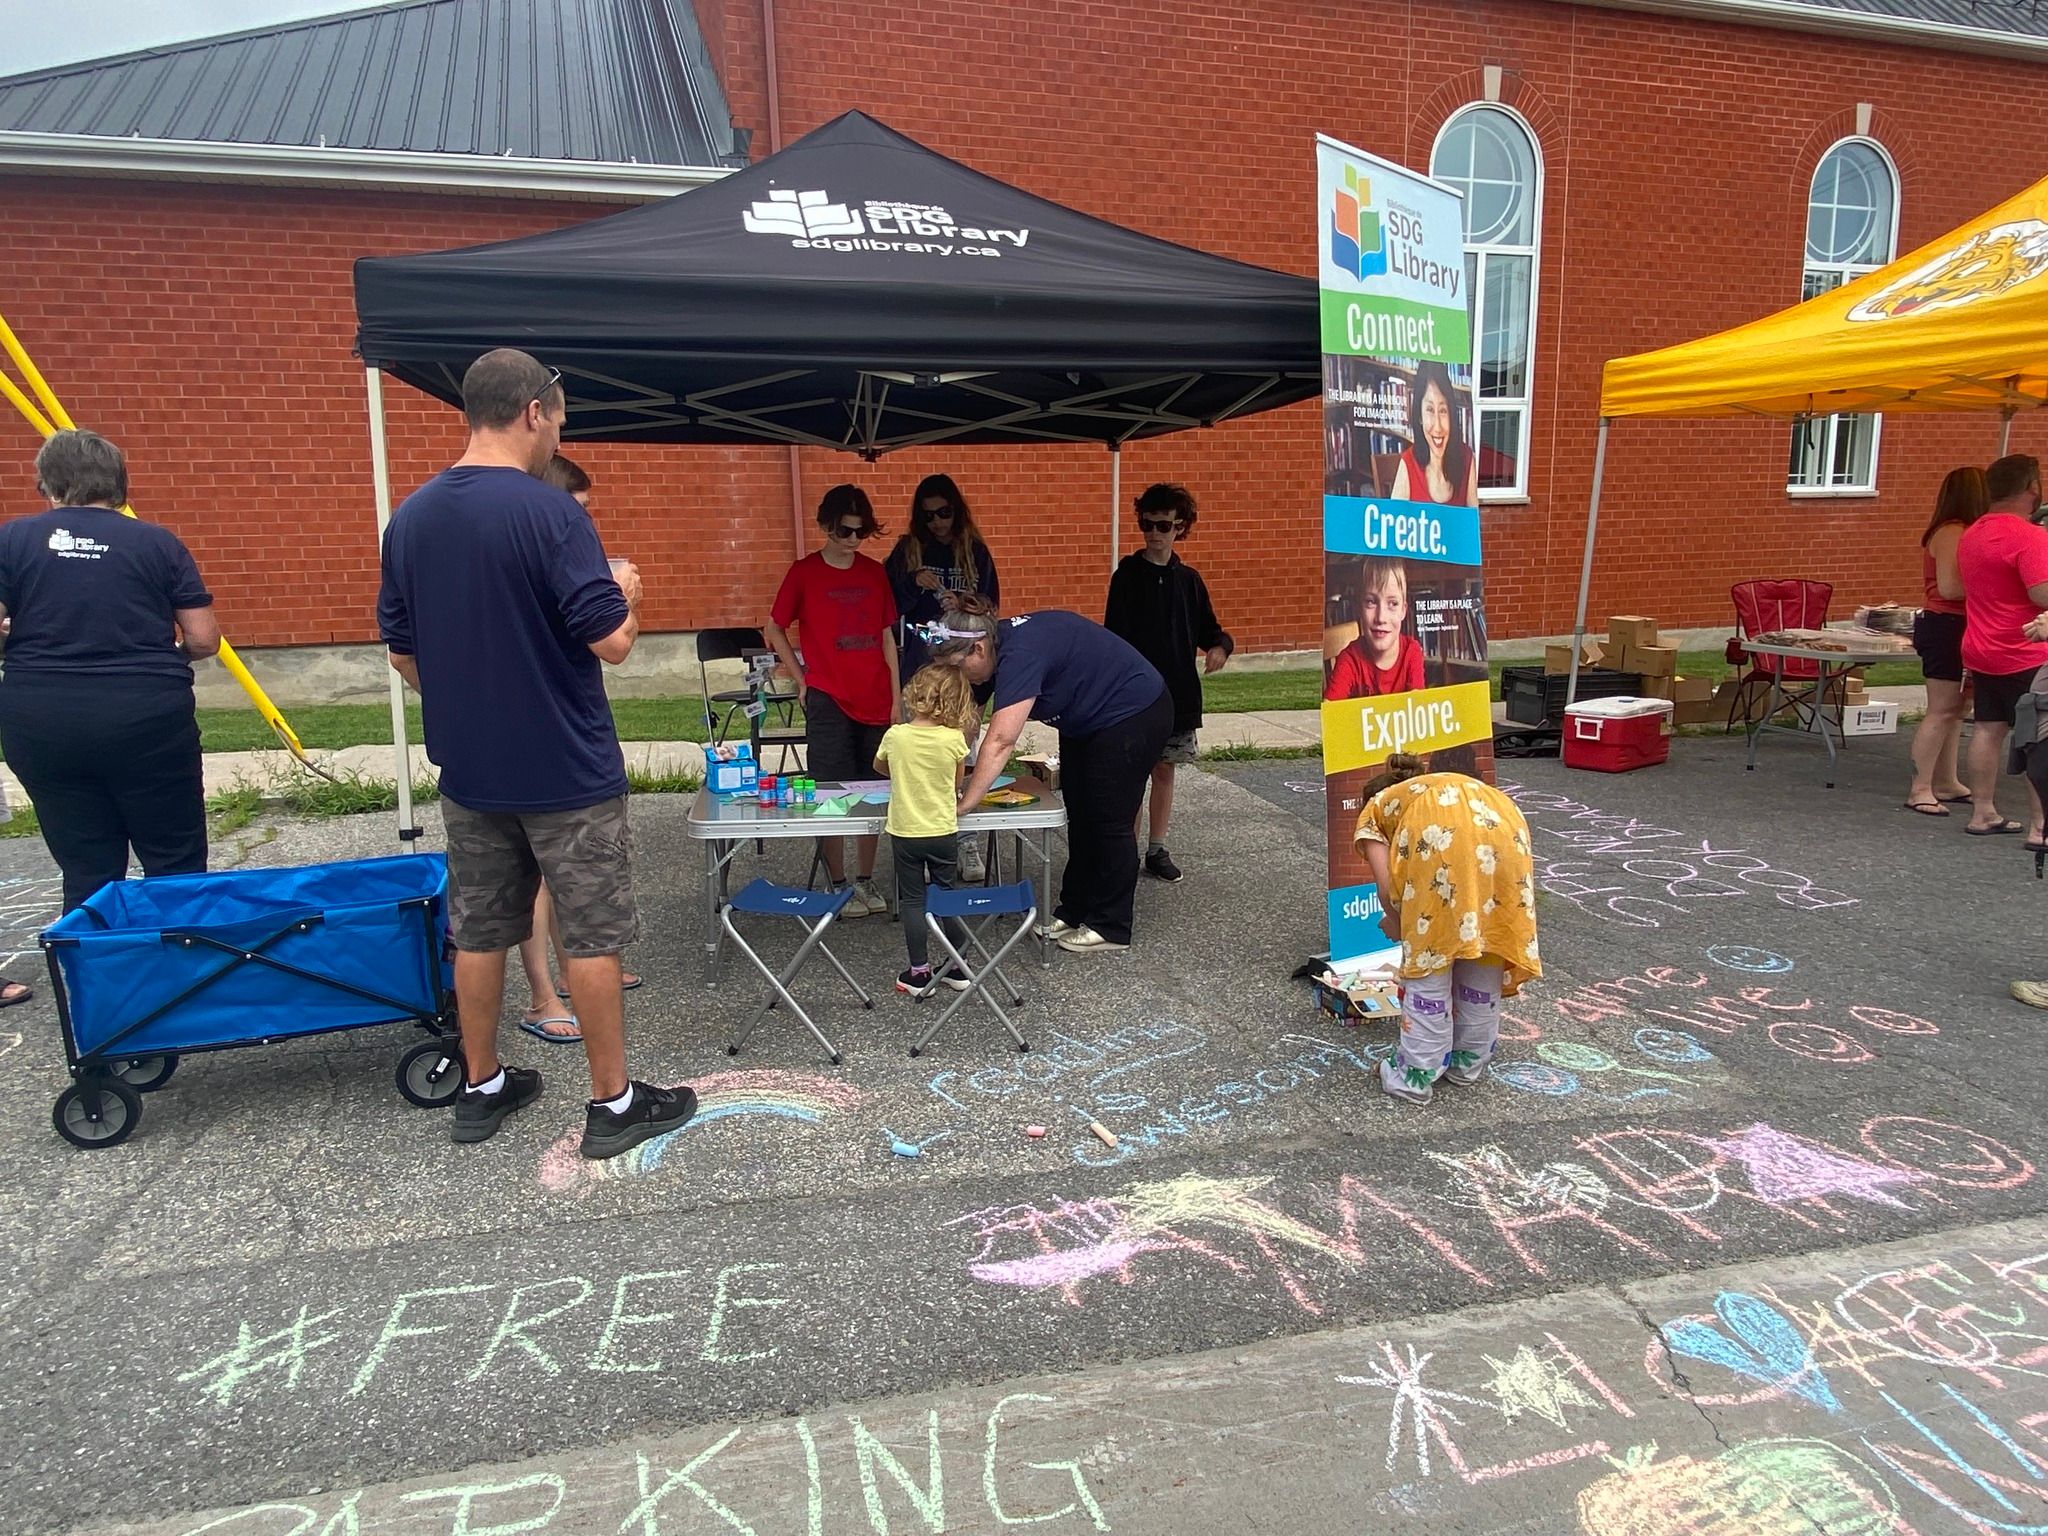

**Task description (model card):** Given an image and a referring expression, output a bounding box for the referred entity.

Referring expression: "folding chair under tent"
[1567,172,2048,708]
[352,110,1319,840]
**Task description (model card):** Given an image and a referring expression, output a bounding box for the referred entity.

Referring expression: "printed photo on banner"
[1321,552,1486,701]
[1322,354,1479,508]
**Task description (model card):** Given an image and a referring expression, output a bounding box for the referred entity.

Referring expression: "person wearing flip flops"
[1957,455,2048,843]
[1903,467,1986,820]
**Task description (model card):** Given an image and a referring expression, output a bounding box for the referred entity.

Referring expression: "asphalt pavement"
[8,720,2047,1535]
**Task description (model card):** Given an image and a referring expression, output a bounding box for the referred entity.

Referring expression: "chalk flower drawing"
[1481,1343,1597,1430]
[537,1071,865,1192]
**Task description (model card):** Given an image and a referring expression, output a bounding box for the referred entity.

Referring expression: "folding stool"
[910,880,1036,1057]
[721,879,872,1065]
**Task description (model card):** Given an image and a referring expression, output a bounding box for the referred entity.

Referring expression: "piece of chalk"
[891,1140,920,1158]
[1025,1125,1047,1138]
[1087,1119,1118,1149]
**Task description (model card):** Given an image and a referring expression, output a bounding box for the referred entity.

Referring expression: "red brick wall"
[5,1,2048,656]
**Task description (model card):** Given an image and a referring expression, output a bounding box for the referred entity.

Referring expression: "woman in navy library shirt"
[0,430,220,920]
[929,597,1170,954]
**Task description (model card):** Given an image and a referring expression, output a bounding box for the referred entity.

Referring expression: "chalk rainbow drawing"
[537,1070,865,1191]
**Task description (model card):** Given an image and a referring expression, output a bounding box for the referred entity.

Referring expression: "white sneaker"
[848,877,888,918]
[1056,925,1128,954]
[2013,979,2048,1010]
[959,839,986,883]
[1036,916,1075,941]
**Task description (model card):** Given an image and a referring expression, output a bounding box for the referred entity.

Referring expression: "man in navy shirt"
[379,348,695,1158]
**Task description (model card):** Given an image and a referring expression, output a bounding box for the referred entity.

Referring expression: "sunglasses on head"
[529,366,563,408]
[1138,517,1179,533]
[832,523,874,540]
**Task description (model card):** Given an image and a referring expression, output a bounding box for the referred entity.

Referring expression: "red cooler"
[1563,696,1674,773]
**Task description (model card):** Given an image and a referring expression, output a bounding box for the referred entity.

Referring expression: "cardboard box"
[1714,679,1788,725]
[1627,644,1679,678]
[1839,700,1900,736]
[1672,674,1715,704]
[1014,752,1060,791]
[1673,698,1719,726]
[1607,615,1660,652]
[1543,639,1606,675]
[1638,674,1677,700]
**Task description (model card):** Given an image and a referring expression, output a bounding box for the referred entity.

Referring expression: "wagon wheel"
[52,1078,142,1149]
[108,1054,179,1092]
[396,1040,466,1108]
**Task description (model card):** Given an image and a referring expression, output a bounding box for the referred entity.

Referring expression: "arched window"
[1430,104,1542,500]
[1790,139,1898,492]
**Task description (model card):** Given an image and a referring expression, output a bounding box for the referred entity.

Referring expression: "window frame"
[1429,101,1545,505]
[1788,135,1900,498]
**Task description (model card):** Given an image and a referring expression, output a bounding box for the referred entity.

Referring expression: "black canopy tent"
[351,111,1318,837]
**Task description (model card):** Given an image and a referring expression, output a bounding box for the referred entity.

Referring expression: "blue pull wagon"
[39,854,465,1148]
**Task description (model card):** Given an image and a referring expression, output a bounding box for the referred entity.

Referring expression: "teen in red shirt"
[766,485,899,909]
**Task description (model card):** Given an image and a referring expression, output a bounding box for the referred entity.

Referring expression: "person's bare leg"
[1148,761,1176,844]
[820,836,847,885]
[1967,721,2013,830]
[2028,774,2044,844]
[1908,680,1966,805]
[562,951,628,1101]
[855,833,878,881]
[453,948,511,1087]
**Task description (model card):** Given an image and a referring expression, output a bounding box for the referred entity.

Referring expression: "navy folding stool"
[910,879,1037,1057]
[721,878,872,1064]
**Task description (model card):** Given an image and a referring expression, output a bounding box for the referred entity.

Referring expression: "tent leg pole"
[1109,444,1122,576]
[2002,408,2016,456]
[1567,419,1611,710]
[365,365,417,850]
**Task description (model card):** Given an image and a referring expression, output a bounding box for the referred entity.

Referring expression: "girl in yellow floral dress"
[1352,753,1541,1105]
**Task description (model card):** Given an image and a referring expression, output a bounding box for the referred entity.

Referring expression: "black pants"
[0,674,207,911]
[1056,688,1174,945]
[892,832,967,969]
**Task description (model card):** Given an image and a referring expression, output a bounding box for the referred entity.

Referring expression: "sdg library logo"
[1330,165,1387,282]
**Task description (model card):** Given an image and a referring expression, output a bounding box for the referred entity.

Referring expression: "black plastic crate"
[1501,665,1642,727]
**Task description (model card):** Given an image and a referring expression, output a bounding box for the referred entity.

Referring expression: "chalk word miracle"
[1502,782,1858,929]
[166,1390,1110,1535]
[929,1026,1373,1166]
[954,1117,2032,1316]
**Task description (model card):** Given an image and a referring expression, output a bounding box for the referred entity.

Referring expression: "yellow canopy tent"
[1568,172,2048,699]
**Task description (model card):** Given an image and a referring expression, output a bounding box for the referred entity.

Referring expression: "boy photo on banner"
[1315,136,1490,965]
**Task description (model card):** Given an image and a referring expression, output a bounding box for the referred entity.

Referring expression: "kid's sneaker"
[897,966,937,997]
[452,1066,543,1144]
[580,1081,698,1160]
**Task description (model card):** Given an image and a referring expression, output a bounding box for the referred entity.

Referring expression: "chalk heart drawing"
[1706,945,1795,975]
[1662,1292,1841,1412]
[537,1071,865,1192]
[1577,1439,1908,1536]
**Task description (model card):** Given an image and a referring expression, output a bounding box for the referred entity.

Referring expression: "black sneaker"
[451,1065,543,1144]
[897,966,937,997]
[580,1081,699,1161]
[936,965,975,992]
[1144,847,1183,882]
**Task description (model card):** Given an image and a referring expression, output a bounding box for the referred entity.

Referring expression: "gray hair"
[926,594,1001,662]
[35,429,127,508]
[461,347,560,430]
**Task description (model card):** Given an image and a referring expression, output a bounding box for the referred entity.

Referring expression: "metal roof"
[0,0,735,168]
[1788,0,2048,39]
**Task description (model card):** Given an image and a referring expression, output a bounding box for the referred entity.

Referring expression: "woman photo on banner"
[1388,361,1479,508]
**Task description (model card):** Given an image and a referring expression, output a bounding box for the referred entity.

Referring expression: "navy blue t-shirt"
[990,610,1165,736]
[0,506,211,682]
[379,466,630,812]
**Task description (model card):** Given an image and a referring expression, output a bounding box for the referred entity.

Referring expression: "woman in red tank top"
[1906,466,1988,815]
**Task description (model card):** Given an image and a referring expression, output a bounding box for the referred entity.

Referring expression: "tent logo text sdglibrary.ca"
[741,189,1030,257]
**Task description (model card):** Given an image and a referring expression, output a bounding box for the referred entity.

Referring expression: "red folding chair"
[1725,579,1834,729]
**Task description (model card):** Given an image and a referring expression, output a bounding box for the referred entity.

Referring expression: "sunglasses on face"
[1138,517,1179,533]
[832,523,874,540]
[921,504,957,519]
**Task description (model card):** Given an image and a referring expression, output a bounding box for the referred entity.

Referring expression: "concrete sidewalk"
[12,684,1928,802]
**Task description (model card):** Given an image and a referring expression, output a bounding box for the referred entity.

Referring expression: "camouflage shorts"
[441,794,639,957]
[1159,730,1198,766]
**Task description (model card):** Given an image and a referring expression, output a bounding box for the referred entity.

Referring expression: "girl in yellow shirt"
[1352,753,1542,1104]
[876,665,982,996]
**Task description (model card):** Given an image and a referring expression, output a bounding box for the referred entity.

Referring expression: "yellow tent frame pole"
[0,311,320,770]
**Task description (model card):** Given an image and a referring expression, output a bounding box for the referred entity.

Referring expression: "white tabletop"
[1741,638,1906,666]
[686,779,1066,840]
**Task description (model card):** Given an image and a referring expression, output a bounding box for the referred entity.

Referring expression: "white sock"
[468,1068,506,1097]
[594,1084,635,1114]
